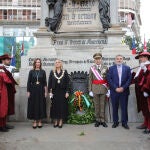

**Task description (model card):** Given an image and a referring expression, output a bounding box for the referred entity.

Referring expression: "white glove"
[140,63,147,72]
[106,90,110,98]
[89,91,94,97]
[49,93,53,99]
[143,92,149,98]
[140,63,145,68]
[143,66,147,72]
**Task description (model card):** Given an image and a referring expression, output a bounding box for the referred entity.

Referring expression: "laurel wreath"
[67,93,95,124]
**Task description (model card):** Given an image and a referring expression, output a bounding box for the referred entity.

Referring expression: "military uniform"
[89,53,108,127]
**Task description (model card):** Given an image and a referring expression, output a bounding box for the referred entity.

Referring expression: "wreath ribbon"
[70,91,90,110]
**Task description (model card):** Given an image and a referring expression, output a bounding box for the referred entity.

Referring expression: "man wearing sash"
[89,53,108,127]
[107,55,132,129]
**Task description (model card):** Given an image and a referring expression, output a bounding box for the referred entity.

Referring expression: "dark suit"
[107,64,132,125]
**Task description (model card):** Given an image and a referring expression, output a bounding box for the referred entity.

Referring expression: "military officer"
[89,53,108,127]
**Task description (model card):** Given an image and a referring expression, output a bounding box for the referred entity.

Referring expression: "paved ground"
[0,123,150,150]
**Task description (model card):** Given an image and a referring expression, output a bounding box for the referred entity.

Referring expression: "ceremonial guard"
[0,54,17,132]
[134,52,150,134]
[89,53,108,127]
[107,55,132,129]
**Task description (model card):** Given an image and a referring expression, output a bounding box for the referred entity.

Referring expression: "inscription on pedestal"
[27,56,131,67]
[59,0,103,32]
[55,38,107,46]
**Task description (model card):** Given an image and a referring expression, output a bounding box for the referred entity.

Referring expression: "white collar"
[135,61,150,78]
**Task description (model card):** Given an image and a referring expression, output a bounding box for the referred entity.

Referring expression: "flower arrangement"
[67,90,95,124]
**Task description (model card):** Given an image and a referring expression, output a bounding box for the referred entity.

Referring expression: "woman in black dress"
[48,59,69,128]
[27,58,47,129]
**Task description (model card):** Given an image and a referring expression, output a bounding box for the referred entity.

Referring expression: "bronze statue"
[45,0,64,32]
[99,0,111,32]
[46,0,56,8]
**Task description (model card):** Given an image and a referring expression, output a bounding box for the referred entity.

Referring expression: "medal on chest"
[35,70,40,85]
[54,70,65,84]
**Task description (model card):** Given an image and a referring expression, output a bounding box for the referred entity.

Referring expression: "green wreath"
[67,91,95,124]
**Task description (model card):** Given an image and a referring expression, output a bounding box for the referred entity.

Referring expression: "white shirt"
[117,64,122,86]
[96,64,101,70]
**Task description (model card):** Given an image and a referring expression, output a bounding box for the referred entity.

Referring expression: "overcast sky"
[140,0,150,41]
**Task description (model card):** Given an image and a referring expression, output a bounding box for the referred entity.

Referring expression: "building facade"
[118,0,142,37]
[0,0,40,55]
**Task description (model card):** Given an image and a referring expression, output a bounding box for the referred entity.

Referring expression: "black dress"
[48,70,69,120]
[27,69,47,120]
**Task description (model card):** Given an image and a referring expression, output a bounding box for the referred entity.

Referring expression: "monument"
[13,0,142,122]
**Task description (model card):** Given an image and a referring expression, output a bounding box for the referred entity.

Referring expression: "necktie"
[117,66,122,86]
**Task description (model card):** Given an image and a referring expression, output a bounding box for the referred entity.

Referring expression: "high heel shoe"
[38,125,43,128]
[53,124,58,128]
[32,125,37,129]
[58,125,63,128]
[58,123,63,128]
[38,122,43,128]
[32,121,37,129]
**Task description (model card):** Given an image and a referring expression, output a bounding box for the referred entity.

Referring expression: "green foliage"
[124,35,143,52]
[124,36,132,50]
[79,131,85,136]
[7,42,21,70]
[15,43,21,69]
[146,39,150,52]
[67,94,95,124]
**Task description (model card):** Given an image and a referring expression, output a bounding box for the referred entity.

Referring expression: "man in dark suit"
[107,55,132,129]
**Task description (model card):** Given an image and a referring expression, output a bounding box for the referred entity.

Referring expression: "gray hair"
[115,54,124,59]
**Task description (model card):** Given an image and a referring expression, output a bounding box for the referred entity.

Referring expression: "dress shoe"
[0,127,9,132]
[6,124,14,129]
[94,121,100,127]
[122,124,130,129]
[101,122,108,128]
[112,122,119,128]
[143,129,150,134]
[136,124,147,129]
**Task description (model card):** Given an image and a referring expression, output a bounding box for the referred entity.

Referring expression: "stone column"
[110,0,118,26]
[40,0,49,27]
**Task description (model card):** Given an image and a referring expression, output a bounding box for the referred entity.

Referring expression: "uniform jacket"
[89,64,108,94]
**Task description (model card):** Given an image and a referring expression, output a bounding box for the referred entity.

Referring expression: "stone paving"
[0,123,150,150]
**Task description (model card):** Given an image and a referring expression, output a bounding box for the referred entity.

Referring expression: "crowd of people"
[0,51,150,136]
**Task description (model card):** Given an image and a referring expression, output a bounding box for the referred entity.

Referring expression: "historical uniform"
[134,52,150,134]
[0,54,17,132]
[89,53,108,127]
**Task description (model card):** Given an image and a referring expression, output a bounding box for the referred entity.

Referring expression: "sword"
[131,66,140,70]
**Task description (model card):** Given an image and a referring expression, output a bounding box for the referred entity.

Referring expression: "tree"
[146,39,150,52]
[15,43,21,70]
[124,35,143,53]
